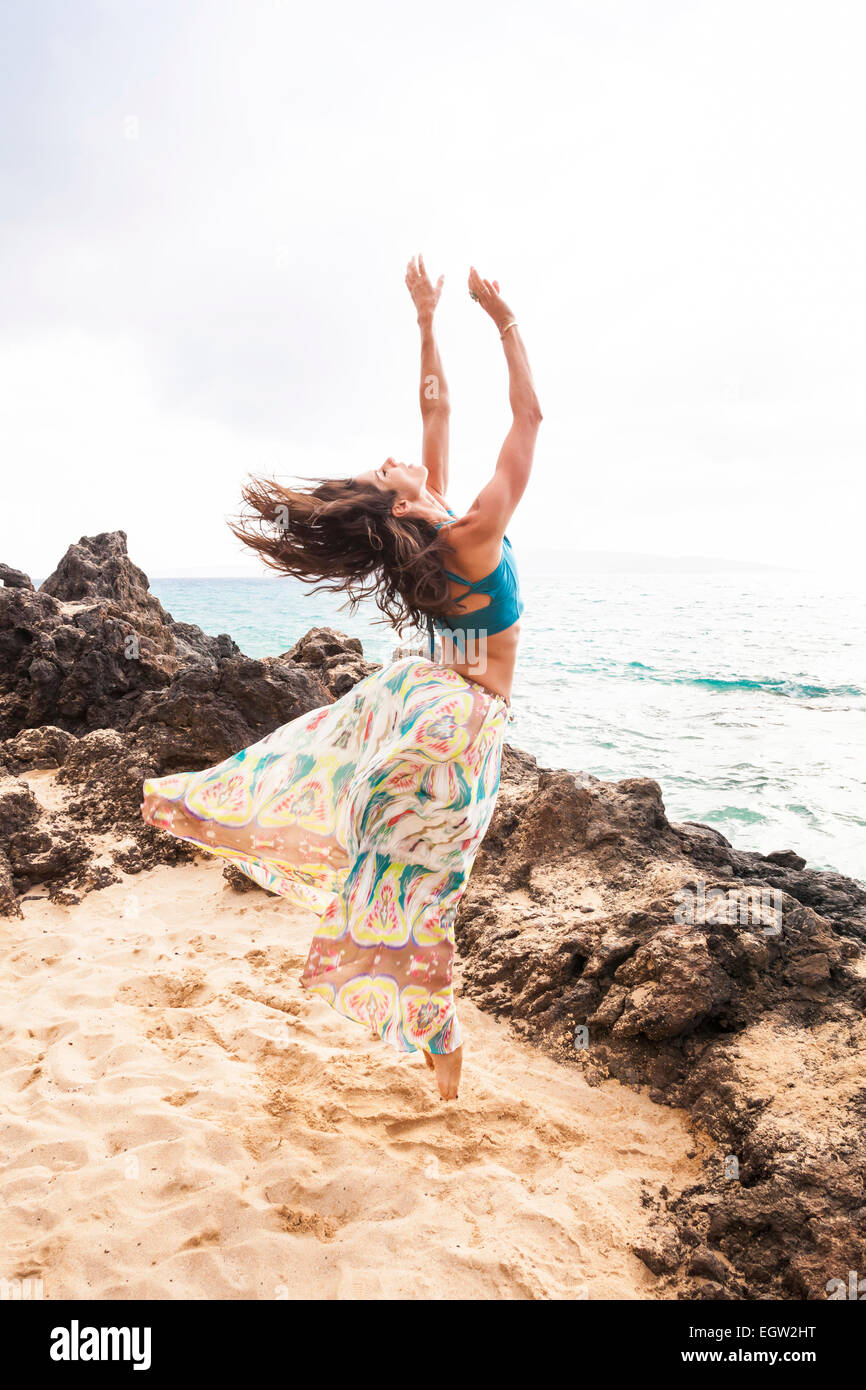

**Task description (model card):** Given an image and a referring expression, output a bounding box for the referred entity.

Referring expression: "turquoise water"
[150,571,866,881]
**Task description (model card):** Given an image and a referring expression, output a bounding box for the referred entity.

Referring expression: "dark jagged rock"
[0,563,34,590]
[672,816,866,944]
[285,626,363,662]
[0,574,174,737]
[222,862,261,893]
[170,621,240,667]
[1,532,246,740]
[284,626,381,699]
[0,851,21,915]
[43,530,162,607]
[126,656,330,773]
[0,772,41,843]
[9,817,93,895]
[58,729,153,834]
[0,725,79,773]
[0,769,92,897]
[53,728,198,877]
[632,1231,685,1277]
[669,1025,866,1299]
[40,530,177,663]
[458,759,866,1300]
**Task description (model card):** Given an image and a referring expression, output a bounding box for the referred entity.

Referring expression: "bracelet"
[500,320,518,338]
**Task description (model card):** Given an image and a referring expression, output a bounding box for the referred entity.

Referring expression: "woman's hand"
[467,266,514,333]
[405,254,444,322]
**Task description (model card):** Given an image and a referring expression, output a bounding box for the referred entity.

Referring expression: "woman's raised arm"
[463,268,542,536]
[405,254,450,500]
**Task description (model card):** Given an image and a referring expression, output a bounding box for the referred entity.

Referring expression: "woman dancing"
[141,258,542,1101]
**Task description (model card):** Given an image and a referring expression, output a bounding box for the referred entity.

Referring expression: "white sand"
[0,855,703,1300]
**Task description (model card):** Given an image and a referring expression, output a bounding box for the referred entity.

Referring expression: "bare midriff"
[438,619,520,703]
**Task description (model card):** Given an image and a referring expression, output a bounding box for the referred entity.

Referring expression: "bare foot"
[429,1045,462,1101]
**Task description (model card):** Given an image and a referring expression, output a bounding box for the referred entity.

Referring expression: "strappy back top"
[431,509,524,639]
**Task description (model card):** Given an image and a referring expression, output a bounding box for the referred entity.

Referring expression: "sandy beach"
[1,805,704,1300]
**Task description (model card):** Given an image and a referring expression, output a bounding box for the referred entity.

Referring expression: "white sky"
[1,0,864,578]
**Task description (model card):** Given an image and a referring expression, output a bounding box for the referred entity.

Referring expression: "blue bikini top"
[431,509,524,639]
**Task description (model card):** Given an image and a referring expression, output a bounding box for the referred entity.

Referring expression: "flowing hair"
[228,475,460,635]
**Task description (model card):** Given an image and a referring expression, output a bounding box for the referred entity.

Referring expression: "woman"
[141,258,542,1101]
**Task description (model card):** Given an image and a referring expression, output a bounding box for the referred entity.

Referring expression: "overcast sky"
[1,0,864,578]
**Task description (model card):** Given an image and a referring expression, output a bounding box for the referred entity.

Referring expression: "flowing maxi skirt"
[141,657,508,1055]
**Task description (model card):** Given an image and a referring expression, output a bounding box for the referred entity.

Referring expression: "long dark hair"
[229,475,459,634]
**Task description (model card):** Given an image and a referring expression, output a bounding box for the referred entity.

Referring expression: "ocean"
[149,570,866,883]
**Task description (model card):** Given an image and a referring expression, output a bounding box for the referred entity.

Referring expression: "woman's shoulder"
[432,494,505,552]
[438,518,503,580]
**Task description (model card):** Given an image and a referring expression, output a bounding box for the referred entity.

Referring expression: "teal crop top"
[430,509,524,645]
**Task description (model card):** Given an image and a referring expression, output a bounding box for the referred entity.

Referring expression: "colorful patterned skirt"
[141,658,508,1055]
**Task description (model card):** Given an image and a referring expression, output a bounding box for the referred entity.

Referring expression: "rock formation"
[0,562,34,590]
[283,626,381,699]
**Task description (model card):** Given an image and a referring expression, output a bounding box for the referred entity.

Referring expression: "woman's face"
[358,458,427,506]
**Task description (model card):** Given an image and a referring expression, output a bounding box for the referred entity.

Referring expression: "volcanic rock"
[284,626,381,698]
[0,531,246,739]
[0,725,79,773]
[126,656,329,772]
[0,563,34,590]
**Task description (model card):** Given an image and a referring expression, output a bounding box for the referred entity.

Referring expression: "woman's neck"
[414,493,452,526]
